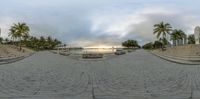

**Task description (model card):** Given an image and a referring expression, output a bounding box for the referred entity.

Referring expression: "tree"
[4,38,9,44]
[153,22,172,45]
[122,40,140,48]
[54,39,61,45]
[52,39,61,48]
[9,28,18,44]
[26,36,62,50]
[9,22,30,50]
[142,42,154,49]
[32,37,39,49]
[39,36,46,49]
[171,29,186,46]
[46,36,53,49]
[179,30,187,45]
[0,37,3,44]
[171,30,179,46]
[8,22,62,50]
[23,33,29,42]
[188,34,195,44]
[153,40,163,49]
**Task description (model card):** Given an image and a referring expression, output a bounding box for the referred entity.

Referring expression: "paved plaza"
[0,50,200,99]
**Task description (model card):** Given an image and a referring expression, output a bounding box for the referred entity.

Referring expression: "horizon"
[0,0,200,47]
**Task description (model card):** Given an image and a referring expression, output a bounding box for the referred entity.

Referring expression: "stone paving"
[0,50,200,99]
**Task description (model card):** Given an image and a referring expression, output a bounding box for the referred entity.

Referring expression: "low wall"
[0,53,34,65]
[153,44,200,57]
[151,44,200,65]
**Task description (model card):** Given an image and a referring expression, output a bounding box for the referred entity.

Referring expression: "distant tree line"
[142,41,163,49]
[1,22,62,50]
[23,36,61,50]
[122,40,140,48]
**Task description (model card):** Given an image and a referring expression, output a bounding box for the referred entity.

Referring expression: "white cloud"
[0,17,21,38]
[90,6,200,45]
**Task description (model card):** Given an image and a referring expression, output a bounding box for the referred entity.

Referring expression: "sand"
[0,50,200,99]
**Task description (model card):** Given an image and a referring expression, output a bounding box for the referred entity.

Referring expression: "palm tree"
[153,40,163,49]
[23,33,29,42]
[39,36,46,49]
[171,31,179,46]
[4,38,9,44]
[171,29,186,46]
[47,36,53,49]
[180,31,187,45]
[9,27,18,44]
[153,22,172,45]
[188,34,195,44]
[0,37,3,44]
[54,39,61,46]
[9,22,30,50]
[32,37,39,49]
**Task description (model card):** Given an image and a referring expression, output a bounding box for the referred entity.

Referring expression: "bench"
[82,54,103,59]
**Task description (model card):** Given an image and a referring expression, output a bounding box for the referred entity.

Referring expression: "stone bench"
[82,53,103,59]
[59,52,70,56]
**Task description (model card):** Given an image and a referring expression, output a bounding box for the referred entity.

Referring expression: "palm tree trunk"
[161,34,164,48]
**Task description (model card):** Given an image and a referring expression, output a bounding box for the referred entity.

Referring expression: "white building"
[195,26,200,44]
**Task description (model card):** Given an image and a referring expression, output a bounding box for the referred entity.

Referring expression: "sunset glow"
[84,45,113,49]
[84,45,123,49]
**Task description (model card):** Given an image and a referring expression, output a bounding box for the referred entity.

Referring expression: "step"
[151,52,200,65]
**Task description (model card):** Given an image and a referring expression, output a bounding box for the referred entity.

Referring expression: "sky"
[0,0,200,47]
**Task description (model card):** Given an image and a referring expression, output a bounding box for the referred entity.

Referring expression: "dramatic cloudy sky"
[0,0,200,47]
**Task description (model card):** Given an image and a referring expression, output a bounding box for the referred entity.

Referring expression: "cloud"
[1,0,200,46]
[90,6,200,45]
[0,16,24,38]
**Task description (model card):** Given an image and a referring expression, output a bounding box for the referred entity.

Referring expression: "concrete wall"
[155,44,200,57]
